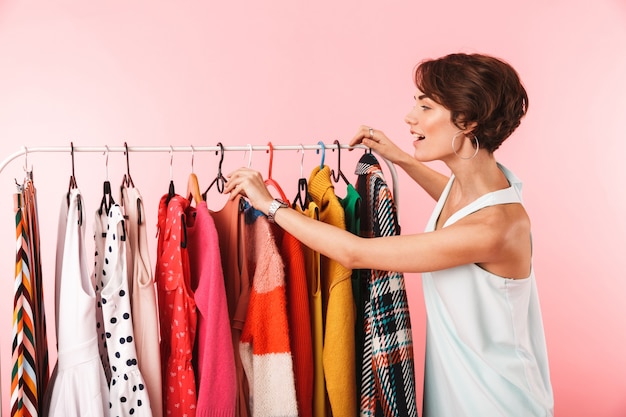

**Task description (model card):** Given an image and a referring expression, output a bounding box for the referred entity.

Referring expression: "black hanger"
[292,145,312,211]
[166,146,176,205]
[122,142,135,188]
[68,141,78,192]
[67,142,82,225]
[99,146,116,215]
[119,142,143,226]
[202,142,227,201]
[331,139,351,185]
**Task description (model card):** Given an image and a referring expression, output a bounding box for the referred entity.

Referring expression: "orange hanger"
[265,142,288,201]
[186,145,203,204]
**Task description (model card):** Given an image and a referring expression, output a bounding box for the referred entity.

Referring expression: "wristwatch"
[267,198,288,223]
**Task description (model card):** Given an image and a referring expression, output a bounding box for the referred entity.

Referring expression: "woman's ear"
[463,121,478,134]
[455,116,478,133]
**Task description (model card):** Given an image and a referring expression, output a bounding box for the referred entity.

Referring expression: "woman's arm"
[224,167,525,275]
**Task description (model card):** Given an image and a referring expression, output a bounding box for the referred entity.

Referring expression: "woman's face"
[404,89,461,162]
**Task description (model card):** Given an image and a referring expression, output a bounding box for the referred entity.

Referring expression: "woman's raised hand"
[349,125,408,164]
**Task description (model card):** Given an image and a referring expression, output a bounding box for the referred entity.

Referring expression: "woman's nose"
[404,108,417,125]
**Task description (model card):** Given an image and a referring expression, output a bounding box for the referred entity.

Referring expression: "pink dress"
[186,201,236,417]
[121,185,163,417]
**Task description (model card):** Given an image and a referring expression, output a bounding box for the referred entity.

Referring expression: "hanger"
[23,146,33,182]
[67,142,82,225]
[202,142,227,200]
[264,142,288,201]
[243,144,253,168]
[317,140,326,169]
[186,145,203,205]
[166,146,176,205]
[122,142,135,188]
[98,146,116,215]
[331,140,351,185]
[68,141,78,191]
[119,142,143,225]
[292,144,312,211]
[15,146,28,192]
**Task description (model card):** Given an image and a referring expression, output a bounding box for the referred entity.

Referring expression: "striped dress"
[11,178,49,417]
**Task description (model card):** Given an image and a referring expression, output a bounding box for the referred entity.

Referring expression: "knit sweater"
[273,225,314,417]
[296,201,327,417]
[187,201,237,417]
[308,165,357,417]
[239,207,298,417]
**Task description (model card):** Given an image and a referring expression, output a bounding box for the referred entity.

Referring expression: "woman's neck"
[445,151,509,202]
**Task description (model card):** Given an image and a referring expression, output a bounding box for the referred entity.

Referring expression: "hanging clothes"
[93,209,112,384]
[356,152,417,417]
[186,200,237,417]
[47,188,109,417]
[210,197,252,417]
[238,205,298,417]
[11,185,40,416]
[24,178,51,414]
[421,164,553,417]
[121,185,163,417]
[339,182,363,406]
[307,165,356,417]
[101,204,152,416]
[294,201,327,417]
[155,194,197,416]
[272,225,313,417]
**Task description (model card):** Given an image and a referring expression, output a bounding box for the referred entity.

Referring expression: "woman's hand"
[349,125,409,165]
[223,167,275,215]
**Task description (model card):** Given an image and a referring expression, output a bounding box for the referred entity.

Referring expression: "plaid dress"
[355,153,418,417]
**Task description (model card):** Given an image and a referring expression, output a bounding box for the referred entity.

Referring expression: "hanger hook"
[190,144,195,174]
[244,144,253,168]
[266,142,274,179]
[123,142,134,187]
[299,144,305,178]
[103,145,110,180]
[216,142,225,172]
[316,141,326,169]
[23,146,29,172]
[169,146,174,180]
[71,141,76,178]
[331,140,341,182]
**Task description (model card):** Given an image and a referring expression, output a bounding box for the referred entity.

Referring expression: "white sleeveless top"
[422,164,554,417]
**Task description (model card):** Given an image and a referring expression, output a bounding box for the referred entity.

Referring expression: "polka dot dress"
[101,204,152,416]
[155,194,197,416]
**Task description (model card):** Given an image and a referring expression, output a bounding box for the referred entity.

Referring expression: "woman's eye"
[420,105,430,110]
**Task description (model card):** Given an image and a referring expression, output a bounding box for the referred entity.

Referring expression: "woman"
[224,53,554,416]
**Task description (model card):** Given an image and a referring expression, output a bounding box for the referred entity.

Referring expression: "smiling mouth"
[412,133,425,140]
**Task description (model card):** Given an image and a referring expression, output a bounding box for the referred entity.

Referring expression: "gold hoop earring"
[451,131,479,160]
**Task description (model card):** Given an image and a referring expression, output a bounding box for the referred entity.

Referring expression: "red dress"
[156,194,197,416]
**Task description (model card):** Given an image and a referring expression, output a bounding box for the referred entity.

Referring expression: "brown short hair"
[414,53,528,153]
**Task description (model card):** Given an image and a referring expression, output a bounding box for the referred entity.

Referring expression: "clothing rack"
[1,143,399,209]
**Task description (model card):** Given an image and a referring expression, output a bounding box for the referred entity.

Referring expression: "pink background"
[1,1,625,415]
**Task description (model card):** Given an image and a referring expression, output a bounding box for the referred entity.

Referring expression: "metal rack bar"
[1,143,399,208]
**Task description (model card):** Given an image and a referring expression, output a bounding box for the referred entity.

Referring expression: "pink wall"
[1,1,625,415]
